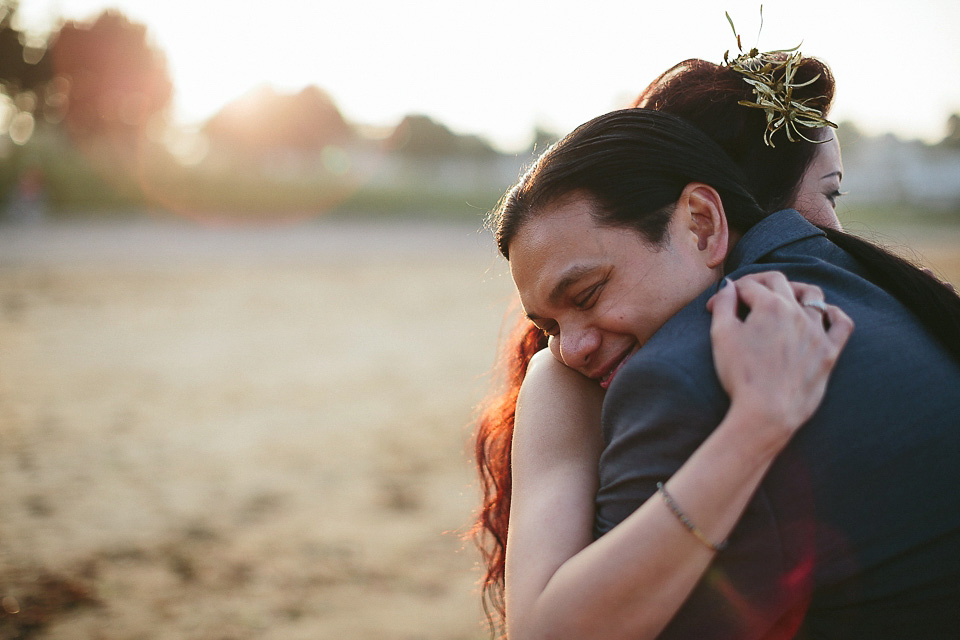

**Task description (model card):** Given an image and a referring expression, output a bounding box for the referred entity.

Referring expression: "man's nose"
[557,327,600,371]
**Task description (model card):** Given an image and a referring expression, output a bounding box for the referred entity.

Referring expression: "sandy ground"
[1,216,958,640]
[0,218,518,640]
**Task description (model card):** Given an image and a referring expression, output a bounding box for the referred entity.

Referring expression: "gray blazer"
[597,211,960,639]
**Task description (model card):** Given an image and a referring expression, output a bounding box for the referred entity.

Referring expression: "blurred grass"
[2,126,958,230]
[0,127,505,222]
[839,203,960,290]
[839,203,960,228]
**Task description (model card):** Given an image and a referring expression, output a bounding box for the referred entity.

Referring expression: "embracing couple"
[472,49,960,640]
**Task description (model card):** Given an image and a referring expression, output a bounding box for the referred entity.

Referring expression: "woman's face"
[792,131,844,230]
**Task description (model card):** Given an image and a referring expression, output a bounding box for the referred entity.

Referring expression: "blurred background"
[1,0,958,638]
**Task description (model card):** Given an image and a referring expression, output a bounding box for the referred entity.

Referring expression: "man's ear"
[676,182,729,269]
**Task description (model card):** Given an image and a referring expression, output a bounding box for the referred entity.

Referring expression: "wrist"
[721,399,796,460]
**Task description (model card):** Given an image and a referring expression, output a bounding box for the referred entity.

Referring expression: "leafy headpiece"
[723,10,837,147]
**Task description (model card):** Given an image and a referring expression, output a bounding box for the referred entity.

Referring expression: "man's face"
[508,193,719,388]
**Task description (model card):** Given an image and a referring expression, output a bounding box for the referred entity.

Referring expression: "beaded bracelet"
[656,482,728,552]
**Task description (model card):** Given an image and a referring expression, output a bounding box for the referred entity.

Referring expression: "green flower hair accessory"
[723,10,837,148]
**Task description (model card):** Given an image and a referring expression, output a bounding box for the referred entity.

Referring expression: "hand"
[706,272,854,443]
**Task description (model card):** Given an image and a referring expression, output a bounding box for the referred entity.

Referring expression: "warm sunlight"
[4,3,960,639]
[13,0,960,151]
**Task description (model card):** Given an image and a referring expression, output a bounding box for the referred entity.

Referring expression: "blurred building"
[837,126,960,213]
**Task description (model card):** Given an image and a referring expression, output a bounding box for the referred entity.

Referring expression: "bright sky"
[15,0,960,151]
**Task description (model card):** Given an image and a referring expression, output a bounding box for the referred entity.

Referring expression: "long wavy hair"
[469,58,960,637]
[471,315,546,624]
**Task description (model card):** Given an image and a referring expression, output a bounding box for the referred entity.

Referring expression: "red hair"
[470,54,836,635]
[470,315,546,631]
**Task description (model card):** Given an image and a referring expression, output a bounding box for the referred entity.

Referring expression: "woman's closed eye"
[826,189,847,207]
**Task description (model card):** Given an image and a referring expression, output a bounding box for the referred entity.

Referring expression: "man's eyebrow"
[524,264,598,321]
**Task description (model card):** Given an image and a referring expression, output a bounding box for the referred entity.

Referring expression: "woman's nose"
[557,327,600,371]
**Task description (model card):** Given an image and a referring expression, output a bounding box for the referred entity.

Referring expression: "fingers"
[800,299,831,330]
[708,273,854,350]
[731,274,796,317]
[723,273,795,315]
[736,273,826,308]
[708,272,831,322]
[823,304,855,351]
[707,278,738,322]
[787,282,834,327]
[707,271,856,438]
[715,272,826,305]
[790,282,825,306]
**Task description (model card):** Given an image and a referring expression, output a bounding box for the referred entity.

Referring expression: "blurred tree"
[528,125,560,154]
[0,0,55,145]
[387,114,497,157]
[0,2,52,93]
[49,10,172,143]
[204,84,355,156]
[940,113,960,149]
[836,120,864,144]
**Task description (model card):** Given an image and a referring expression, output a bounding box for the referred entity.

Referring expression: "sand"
[1,216,958,640]
[0,218,517,639]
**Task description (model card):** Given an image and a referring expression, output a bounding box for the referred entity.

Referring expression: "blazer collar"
[726,209,826,270]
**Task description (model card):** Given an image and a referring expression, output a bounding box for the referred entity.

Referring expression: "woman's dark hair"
[821,227,960,358]
[629,58,960,359]
[471,61,960,638]
[634,57,835,213]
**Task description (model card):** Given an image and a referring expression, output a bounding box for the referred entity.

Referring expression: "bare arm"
[505,348,605,635]
[505,273,853,640]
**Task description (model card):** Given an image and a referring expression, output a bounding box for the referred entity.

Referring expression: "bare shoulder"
[523,349,600,396]
[515,350,604,457]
